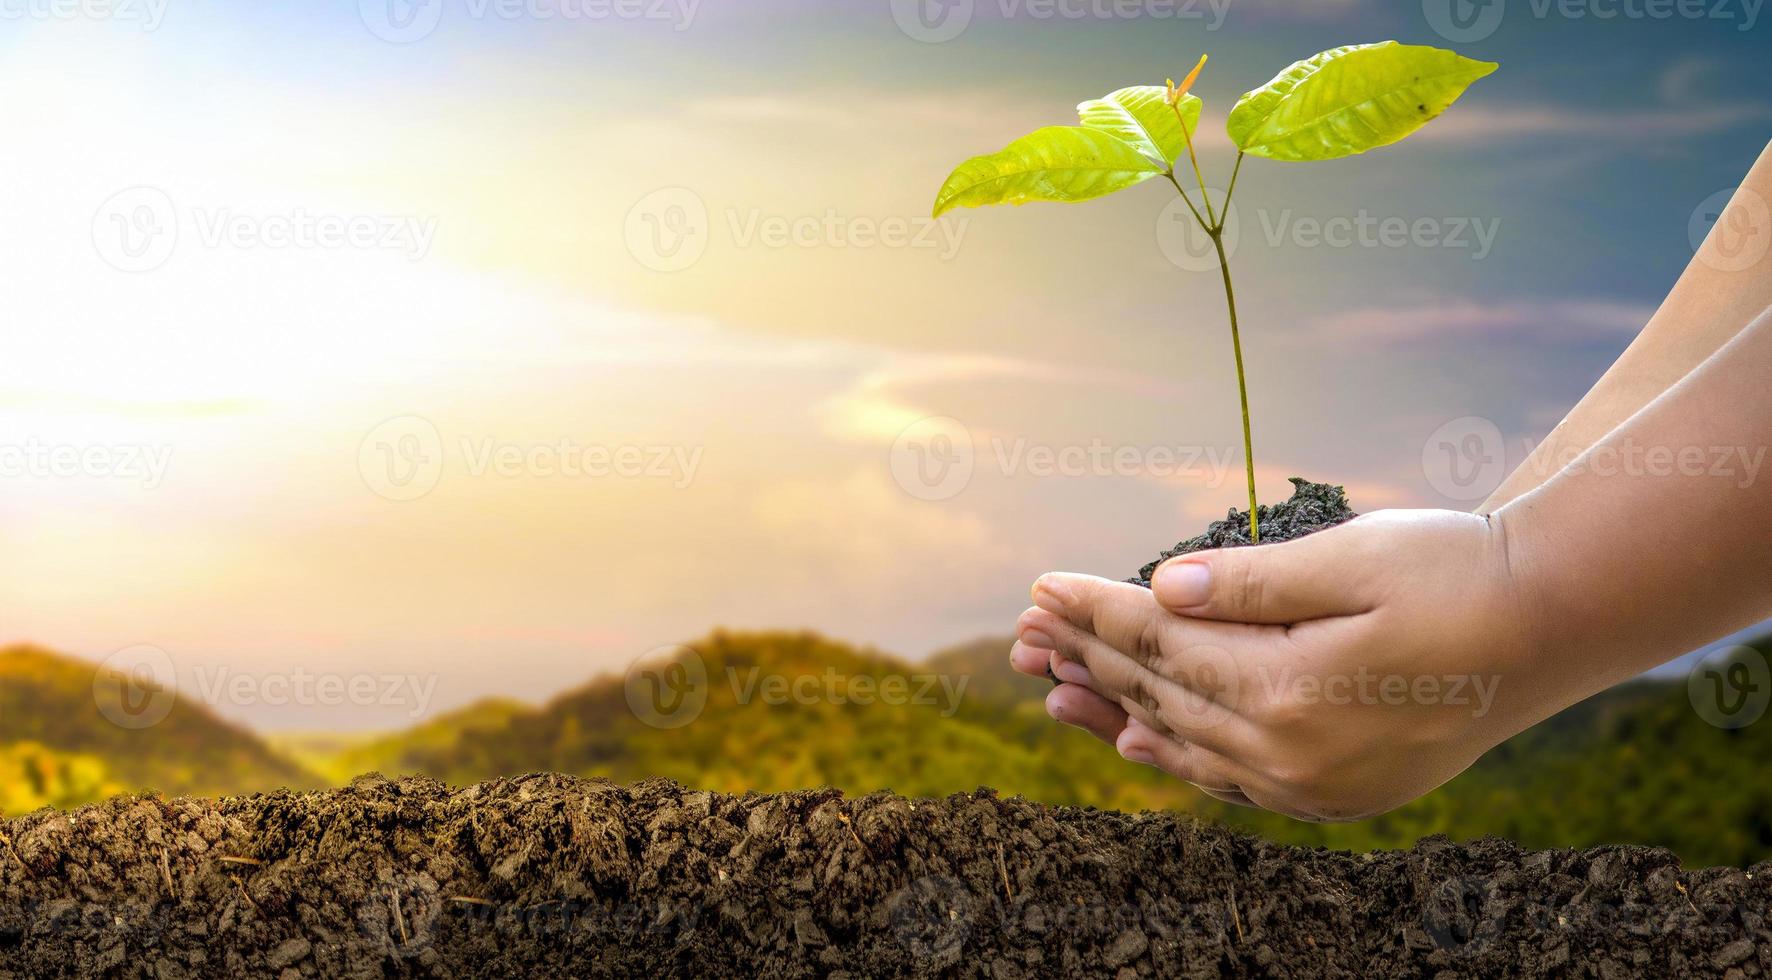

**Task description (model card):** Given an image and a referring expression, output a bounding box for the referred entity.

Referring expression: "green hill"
[317,631,1199,811]
[301,629,1772,868]
[6,631,1770,868]
[0,645,320,810]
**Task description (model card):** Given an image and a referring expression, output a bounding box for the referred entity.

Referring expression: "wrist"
[1484,498,1604,726]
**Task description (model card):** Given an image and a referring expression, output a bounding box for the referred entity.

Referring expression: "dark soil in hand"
[2,775,1766,978]
[1129,478,1359,587]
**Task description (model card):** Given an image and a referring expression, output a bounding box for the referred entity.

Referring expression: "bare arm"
[1482,139,1772,512]
[1495,304,1772,718]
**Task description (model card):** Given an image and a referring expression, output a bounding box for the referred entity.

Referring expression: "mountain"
[0,645,320,809]
[299,629,1772,868]
[5,630,1771,869]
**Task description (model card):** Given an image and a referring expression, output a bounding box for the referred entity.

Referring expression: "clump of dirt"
[1129,478,1359,587]
[1,775,1766,977]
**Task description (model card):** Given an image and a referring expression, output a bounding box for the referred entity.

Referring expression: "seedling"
[934,42,1496,542]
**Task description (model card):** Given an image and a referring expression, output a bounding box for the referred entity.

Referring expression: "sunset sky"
[3,0,1769,729]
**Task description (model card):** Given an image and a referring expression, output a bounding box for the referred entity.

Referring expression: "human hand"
[1009,509,1550,821]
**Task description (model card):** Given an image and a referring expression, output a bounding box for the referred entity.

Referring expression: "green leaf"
[932,126,1164,217]
[1226,41,1497,162]
[1076,87,1201,168]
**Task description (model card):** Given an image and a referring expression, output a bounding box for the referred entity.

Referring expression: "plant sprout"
[934,42,1497,542]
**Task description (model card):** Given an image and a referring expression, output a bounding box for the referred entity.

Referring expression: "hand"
[1009,509,1548,821]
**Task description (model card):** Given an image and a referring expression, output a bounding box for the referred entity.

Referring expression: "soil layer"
[1,775,1766,978]
[1129,478,1359,586]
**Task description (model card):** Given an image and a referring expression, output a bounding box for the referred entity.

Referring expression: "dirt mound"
[0,775,1764,977]
[1129,479,1359,587]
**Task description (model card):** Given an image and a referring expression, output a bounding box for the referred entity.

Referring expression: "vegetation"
[0,645,320,799]
[3,634,1768,868]
[934,42,1497,539]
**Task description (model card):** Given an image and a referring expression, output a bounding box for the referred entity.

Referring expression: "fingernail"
[1153,561,1211,608]
[1020,628,1057,650]
[1031,575,1074,614]
[1121,747,1156,766]
[1052,658,1092,686]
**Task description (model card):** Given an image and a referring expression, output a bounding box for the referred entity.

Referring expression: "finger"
[1141,524,1374,625]
[1018,606,1248,756]
[1114,717,1243,793]
[1008,640,1051,678]
[1024,579,1270,703]
[1044,683,1128,745]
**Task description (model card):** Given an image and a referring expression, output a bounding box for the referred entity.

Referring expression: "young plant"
[934,42,1496,542]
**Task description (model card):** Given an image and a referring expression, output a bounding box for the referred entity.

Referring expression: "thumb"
[1150,529,1365,625]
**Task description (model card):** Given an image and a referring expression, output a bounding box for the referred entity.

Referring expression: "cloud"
[1412,103,1772,146]
[1309,299,1655,345]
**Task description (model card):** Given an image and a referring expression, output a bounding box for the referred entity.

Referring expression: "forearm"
[1482,140,1772,512]
[1496,306,1772,719]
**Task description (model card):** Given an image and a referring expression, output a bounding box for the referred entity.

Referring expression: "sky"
[2,0,1768,729]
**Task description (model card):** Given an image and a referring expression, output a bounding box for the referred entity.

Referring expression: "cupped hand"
[1009,509,1552,821]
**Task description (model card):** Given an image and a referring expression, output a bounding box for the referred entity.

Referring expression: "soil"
[2,775,1766,978]
[1128,478,1359,587]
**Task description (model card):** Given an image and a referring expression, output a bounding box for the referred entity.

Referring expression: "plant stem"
[1220,152,1245,232]
[1165,134,1259,541]
[1162,173,1209,236]
[1209,229,1258,544]
[1172,103,1216,228]
[1215,151,1257,541]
